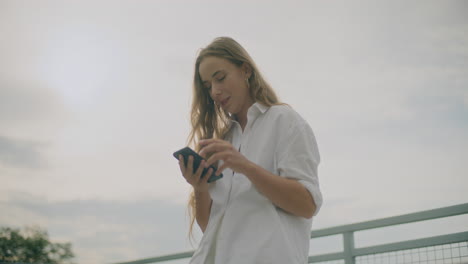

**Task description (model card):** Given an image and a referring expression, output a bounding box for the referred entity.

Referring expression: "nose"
[210,83,222,99]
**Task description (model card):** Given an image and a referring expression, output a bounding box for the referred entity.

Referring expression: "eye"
[217,75,226,82]
[202,82,211,90]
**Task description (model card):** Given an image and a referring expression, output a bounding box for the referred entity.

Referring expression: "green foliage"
[0,226,74,264]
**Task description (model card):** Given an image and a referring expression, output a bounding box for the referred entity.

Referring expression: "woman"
[178,37,323,264]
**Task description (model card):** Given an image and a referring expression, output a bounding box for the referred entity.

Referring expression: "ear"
[241,62,253,79]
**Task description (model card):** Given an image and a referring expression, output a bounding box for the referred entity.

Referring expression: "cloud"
[0,79,68,140]
[268,1,468,127]
[0,135,46,169]
[2,190,467,264]
[0,191,196,264]
[0,81,54,122]
[0,2,467,264]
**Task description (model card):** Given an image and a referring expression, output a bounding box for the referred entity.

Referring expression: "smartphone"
[173,147,223,183]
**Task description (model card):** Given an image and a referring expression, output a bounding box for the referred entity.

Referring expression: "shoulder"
[265,104,318,147]
[265,104,308,128]
[267,104,320,162]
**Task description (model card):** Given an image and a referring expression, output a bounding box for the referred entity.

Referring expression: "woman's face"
[199,56,252,116]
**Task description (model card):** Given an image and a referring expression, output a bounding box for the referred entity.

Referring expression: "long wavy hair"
[187,36,282,239]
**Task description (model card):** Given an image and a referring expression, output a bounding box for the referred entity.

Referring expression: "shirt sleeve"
[276,121,323,216]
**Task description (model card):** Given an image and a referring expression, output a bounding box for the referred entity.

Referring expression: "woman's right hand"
[178,154,212,192]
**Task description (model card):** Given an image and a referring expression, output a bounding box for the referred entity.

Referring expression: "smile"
[221,97,230,107]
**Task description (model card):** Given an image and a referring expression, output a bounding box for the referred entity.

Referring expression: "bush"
[0,226,74,264]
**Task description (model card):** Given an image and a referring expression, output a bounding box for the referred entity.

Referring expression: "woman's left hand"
[199,139,252,176]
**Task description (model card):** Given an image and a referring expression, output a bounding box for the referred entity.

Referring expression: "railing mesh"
[312,241,468,264]
[313,260,345,264]
[356,241,468,264]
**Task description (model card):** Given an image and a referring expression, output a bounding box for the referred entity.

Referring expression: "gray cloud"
[1,191,195,264]
[3,191,468,264]
[0,135,46,169]
[0,79,66,126]
[0,1,467,264]
[0,80,68,170]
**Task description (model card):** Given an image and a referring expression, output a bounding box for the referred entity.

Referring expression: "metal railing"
[112,203,468,264]
[308,203,468,264]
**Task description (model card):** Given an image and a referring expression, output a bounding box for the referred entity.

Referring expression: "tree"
[0,226,74,264]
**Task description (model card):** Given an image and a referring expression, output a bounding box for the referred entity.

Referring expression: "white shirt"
[190,103,323,264]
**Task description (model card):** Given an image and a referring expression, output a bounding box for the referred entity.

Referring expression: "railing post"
[343,231,355,264]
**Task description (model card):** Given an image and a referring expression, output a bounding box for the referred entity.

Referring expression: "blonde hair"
[187,36,282,239]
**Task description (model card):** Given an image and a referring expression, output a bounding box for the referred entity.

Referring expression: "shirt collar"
[251,102,269,114]
[229,102,270,126]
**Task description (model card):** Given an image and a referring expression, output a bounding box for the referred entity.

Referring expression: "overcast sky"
[1,1,467,263]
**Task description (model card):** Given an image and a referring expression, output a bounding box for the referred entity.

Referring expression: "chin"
[223,104,234,113]
[226,107,238,115]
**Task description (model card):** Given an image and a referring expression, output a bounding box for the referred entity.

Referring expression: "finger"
[216,164,228,176]
[199,142,220,156]
[194,160,205,180]
[199,139,217,146]
[187,155,194,175]
[200,142,228,157]
[204,152,220,168]
[198,145,207,158]
[203,168,213,183]
[205,151,230,168]
[199,139,228,150]
[178,155,186,174]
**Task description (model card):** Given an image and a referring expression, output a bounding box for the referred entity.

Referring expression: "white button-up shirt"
[190,103,323,264]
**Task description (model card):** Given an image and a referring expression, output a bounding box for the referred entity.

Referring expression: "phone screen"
[173,147,223,183]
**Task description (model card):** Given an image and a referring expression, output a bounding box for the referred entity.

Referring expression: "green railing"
[309,203,468,264]
[112,203,468,264]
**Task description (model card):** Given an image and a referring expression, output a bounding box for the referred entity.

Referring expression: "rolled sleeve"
[276,122,323,216]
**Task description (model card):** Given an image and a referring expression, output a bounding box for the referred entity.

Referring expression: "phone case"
[173,147,223,183]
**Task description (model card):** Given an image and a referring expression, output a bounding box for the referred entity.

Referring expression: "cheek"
[209,91,216,101]
[230,77,244,94]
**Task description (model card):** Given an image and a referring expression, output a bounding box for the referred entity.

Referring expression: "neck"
[235,100,255,131]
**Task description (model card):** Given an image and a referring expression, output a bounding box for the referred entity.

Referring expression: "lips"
[220,97,230,107]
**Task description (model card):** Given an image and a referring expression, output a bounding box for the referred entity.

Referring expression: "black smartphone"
[173,147,223,183]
